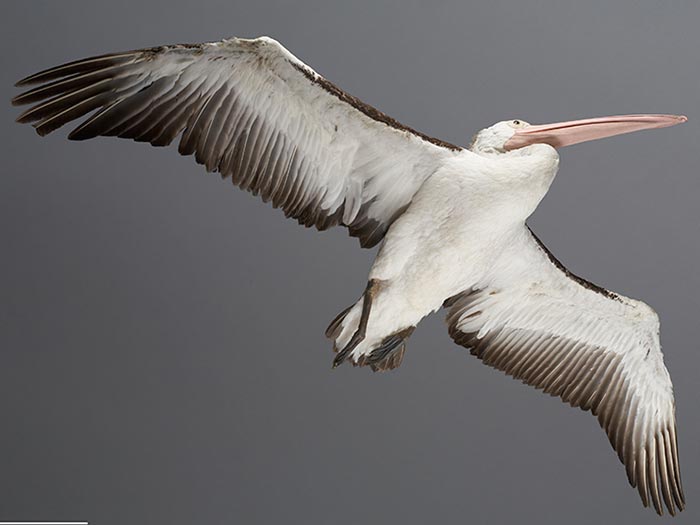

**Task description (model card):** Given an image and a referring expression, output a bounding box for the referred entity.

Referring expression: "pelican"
[12,36,687,515]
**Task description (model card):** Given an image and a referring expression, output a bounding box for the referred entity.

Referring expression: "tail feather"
[357,344,406,372]
[358,327,414,371]
[326,303,414,372]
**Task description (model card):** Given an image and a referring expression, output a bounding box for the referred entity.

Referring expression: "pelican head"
[470,114,687,155]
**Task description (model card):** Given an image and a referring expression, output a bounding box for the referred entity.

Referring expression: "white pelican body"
[12,36,687,515]
[337,145,559,361]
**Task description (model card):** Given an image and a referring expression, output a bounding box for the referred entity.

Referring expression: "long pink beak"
[504,114,687,150]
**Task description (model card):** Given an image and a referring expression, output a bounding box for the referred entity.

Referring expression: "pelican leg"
[333,279,380,368]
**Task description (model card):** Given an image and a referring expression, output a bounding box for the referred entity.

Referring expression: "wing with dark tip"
[13,37,463,248]
[445,226,684,516]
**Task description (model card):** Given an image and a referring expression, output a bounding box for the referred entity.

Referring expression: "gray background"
[1,0,698,523]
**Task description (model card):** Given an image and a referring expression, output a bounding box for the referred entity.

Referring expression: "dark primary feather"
[14,50,140,87]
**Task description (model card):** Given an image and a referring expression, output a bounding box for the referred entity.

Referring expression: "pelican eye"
[508,119,529,129]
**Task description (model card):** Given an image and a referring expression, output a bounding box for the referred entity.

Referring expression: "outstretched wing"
[445,226,684,515]
[13,37,462,248]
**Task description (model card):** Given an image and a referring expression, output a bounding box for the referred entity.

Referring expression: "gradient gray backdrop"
[1,1,698,523]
